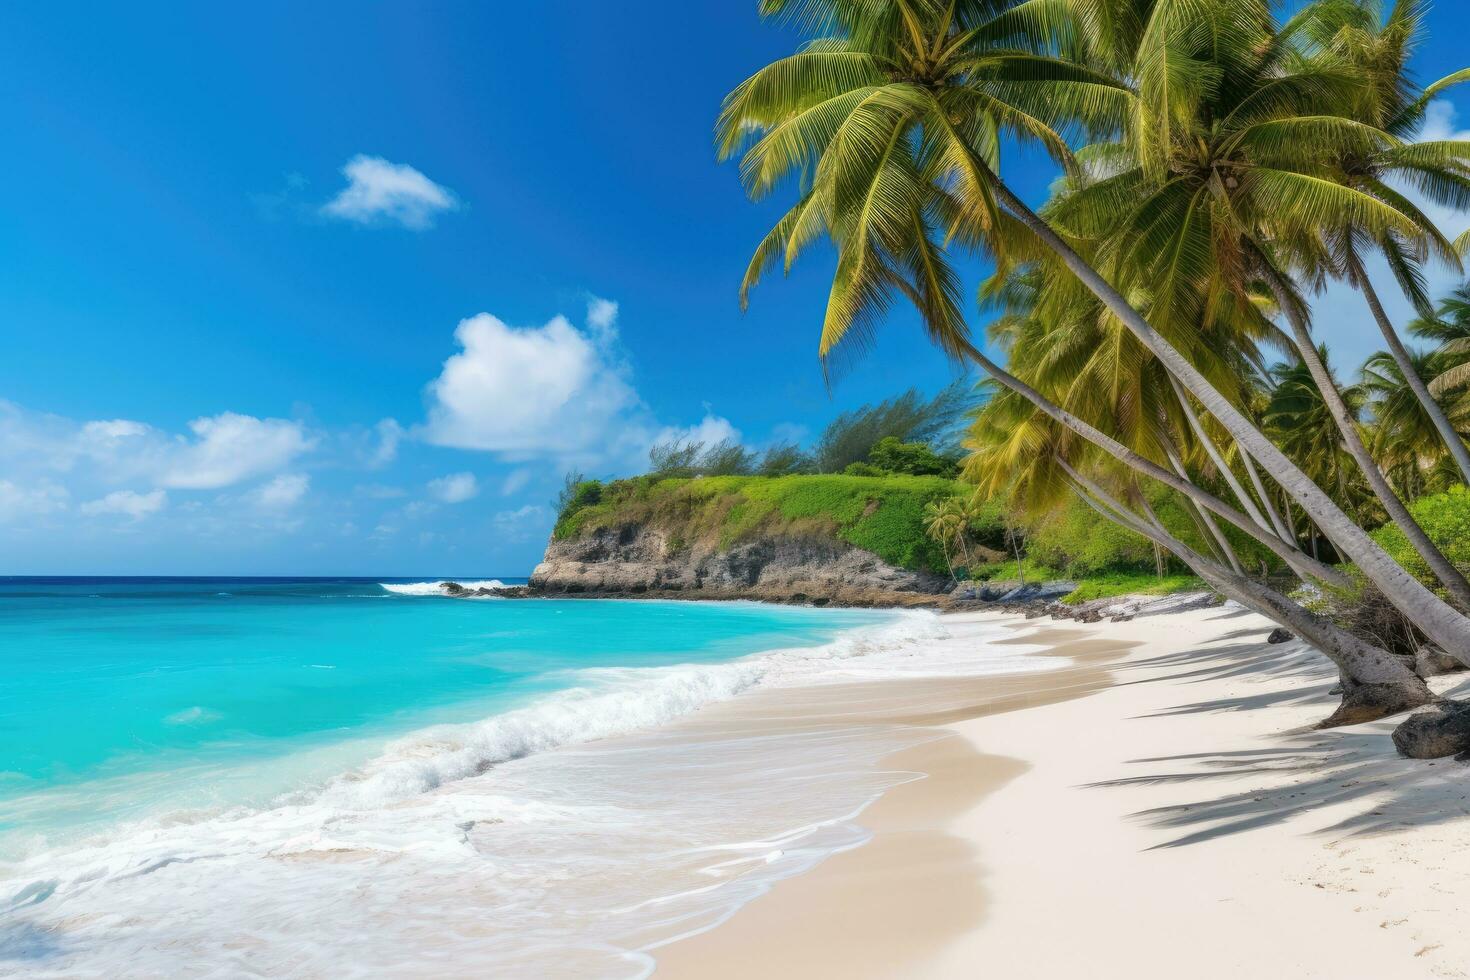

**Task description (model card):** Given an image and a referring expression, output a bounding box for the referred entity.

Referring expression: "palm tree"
[1264,350,1374,523]
[719,0,1470,660]
[1414,283,1470,406]
[1045,0,1470,611]
[966,393,1432,723]
[923,497,968,579]
[1299,0,1470,485]
[1362,346,1466,498]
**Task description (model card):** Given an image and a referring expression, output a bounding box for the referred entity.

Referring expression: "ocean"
[0,577,1045,976]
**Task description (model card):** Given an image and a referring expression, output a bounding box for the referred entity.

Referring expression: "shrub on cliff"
[550,473,960,574]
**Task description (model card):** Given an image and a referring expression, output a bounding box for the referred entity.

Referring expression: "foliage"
[552,478,604,538]
[1060,574,1205,605]
[811,381,977,473]
[552,473,962,573]
[1370,486,1470,589]
[867,436,960,477]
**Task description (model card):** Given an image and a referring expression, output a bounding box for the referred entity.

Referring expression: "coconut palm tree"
[1298,0,1470,484]
[720,0,1470,660]
[1362,346,1467,498]
[1043,0,1470,610]
[1264,349,1374,523]
[1414,283,1470,405]
[966,394,1432,723]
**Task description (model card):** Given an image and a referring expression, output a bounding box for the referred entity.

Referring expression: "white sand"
[656,605,1470,978]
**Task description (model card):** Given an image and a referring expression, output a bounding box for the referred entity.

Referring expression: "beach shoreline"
[653,605,1470,979]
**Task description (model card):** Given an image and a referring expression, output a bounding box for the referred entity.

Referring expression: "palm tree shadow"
[1085,626,1470,849]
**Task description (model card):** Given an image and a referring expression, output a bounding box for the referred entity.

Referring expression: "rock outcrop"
[529,524,951,607]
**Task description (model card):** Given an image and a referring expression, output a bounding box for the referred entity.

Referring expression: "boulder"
[1266,627,1294,644]
[1391,701,1470,759]
[1414,645,1466,679]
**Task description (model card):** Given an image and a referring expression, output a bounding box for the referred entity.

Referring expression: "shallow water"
[0,577,1047,976]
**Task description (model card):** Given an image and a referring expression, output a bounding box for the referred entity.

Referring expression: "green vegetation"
[1371,487,1470,591]
[552,473,963,574]
[719,0,1470,721]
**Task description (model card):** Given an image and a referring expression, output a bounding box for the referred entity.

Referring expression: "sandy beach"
[654,604,1470,979]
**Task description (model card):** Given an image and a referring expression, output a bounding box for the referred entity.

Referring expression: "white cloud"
[161,413,315,489]
[248,473,310,508]
[428,471,479,503]
[586,296,619,342]
[491,503,550,542]
[321,155,457,230]
[653,413,741,450]
[1305,98,1470,370]
[421,306,650,464]
[500,468,532,496]
[0,479,68,523]
[368,418,403,468]
[80,489,166,520]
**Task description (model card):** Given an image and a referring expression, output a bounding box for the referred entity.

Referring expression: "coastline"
[653,605,1470,978]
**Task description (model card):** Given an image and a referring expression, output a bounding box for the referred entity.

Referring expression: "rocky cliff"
[529,522,952,607]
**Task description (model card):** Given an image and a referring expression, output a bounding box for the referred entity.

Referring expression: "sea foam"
[0,609,1055,977]
[379,579,507,595]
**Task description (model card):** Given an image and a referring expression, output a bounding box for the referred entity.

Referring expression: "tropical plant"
[1362,347,1466,499]
[719,0,1470,661]
[1297,0,1470,485]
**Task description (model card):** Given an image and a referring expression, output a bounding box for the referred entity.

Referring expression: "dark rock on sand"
[1392,701,1470,759]
[1266,627,1294,644]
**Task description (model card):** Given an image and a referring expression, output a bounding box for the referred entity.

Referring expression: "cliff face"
[530,523,951,606]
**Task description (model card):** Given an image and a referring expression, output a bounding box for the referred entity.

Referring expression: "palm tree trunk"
[1260,265,1470,612]
[984,170,1470,662]
[1060,460,1434,725]
[1238,442,1294,542]
[1167,375,1274,535]
[1350,253,1470,485]
[1006,518,1025,586]
[965,346,1348,587]
[1163,441,1244,574]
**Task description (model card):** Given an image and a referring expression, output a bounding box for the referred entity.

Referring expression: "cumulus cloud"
[427,472,479,503]
[0,479,68,523]
[80,489,166,520]
[368,419,403,468]
[421,300,651,465]
[161,413,315,489]
[321,155,457,230]
[248,473,310,508]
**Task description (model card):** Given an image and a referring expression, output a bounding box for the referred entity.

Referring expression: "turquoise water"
[0,577,889,845]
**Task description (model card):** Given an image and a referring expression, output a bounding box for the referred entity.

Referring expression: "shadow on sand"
[1083,608,1470,849]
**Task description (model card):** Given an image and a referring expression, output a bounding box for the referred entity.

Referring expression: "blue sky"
[3,2,1469,575]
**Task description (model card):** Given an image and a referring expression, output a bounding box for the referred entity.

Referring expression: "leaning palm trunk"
[985,172,1470,663]
[1259,266,1470,612]
[1059,460,1435,726]
[1238,442,1294,543]
[965,345,1347,588]
[1167,375,1274,536]
[1349,252,1470,485]
[1162,440,1244,574]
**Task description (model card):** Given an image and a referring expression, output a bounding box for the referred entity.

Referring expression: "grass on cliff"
[553,474,962,574]
[966,560,1203,604]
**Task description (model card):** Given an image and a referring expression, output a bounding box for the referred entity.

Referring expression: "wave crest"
[380,579,506,596]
